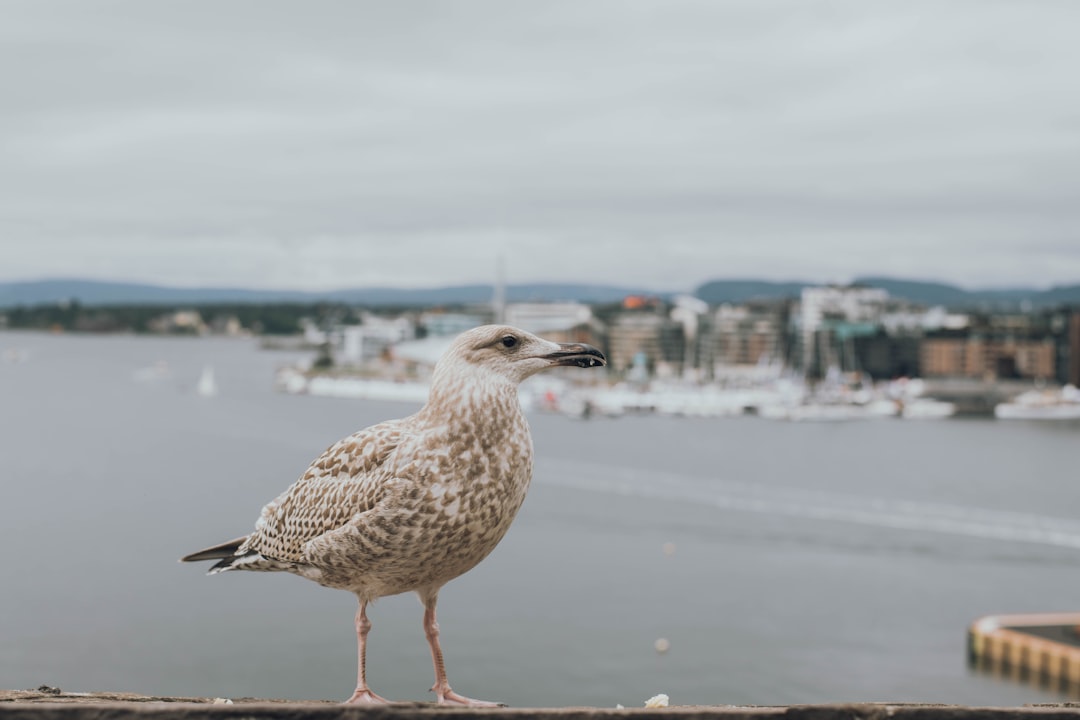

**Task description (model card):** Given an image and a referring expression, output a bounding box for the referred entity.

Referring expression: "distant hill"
[850,276,1070,309]
[1039,283,1080,306]
[855,277,1080,309]
[695,276,1080,310]
[0,278,658,308]
[0,279,303,307]
[2,276,1077,310]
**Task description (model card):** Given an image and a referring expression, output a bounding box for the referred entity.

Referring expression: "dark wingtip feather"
[180,536,248,563]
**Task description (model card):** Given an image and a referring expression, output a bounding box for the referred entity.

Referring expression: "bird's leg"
[422,598,504,707]
[344,601,389,704]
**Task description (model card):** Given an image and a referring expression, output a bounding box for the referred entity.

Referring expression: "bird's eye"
[501,335,518,349]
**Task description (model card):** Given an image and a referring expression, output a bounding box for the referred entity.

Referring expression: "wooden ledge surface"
[3,690,1080,720]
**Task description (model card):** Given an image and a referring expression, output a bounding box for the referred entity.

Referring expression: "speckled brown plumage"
[181,324,605,706]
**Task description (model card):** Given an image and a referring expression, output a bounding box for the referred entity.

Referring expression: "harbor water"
[2,332,1079,707]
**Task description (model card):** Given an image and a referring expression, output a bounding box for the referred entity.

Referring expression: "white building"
[504,302,593,334]
[800,285,889,373]
[421,312,487,337]
[801,285,889,331]
[337,313,416,365]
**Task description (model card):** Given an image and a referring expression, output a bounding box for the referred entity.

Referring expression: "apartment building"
[607,312,685,378]
[920,335,1056,380]
[708,301,790,373]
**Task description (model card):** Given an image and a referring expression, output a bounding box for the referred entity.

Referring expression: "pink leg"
[422,597,503,707]
[344,601,389,704]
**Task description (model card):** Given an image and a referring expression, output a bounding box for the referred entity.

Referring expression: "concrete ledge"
[4,691,1080,720]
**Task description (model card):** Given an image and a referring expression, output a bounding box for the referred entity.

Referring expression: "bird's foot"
[344,687,390,704]
[432,685,505,707]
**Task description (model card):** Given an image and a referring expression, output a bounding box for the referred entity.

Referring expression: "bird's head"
[436,325,606,386]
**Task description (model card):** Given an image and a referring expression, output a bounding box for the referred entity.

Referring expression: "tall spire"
[493,254,506,324]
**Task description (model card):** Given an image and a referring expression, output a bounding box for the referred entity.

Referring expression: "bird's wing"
[241,419,407,563]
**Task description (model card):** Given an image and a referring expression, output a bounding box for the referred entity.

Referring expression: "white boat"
[305,376,430,404]
[994,385,1080,420]
[568,384,786,418]
[757,382,899,421]
[274,366,310,394]
[762,400,897,422]
[196,365,218,397]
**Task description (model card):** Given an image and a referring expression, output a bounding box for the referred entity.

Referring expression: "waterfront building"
[798,285,890,379]
[336,313,416,366]
[505,302,592,332]
[670,295,711,380]
[850,330,921,379]
[607,311,685,379]
[707,300,791,382]
[503,302,603,344]
[146,309,208,335]
[920,334,1056,380]
[420,311,489,337]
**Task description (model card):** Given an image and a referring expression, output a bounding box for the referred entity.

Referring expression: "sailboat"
[196,365,218,398]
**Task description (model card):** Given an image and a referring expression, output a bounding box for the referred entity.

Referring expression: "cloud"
[2,1,1079,291]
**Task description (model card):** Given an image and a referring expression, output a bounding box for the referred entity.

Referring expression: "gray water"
[2,332,1079,707]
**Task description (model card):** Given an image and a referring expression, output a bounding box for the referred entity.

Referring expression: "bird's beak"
[542,343,606,368]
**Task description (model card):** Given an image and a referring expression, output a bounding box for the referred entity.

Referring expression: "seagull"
[181,325,606,705]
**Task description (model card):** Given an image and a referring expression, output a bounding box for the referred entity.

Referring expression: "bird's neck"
[420,367,523,429]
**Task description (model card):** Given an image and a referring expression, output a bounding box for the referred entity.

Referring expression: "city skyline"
[3,2,1079,292]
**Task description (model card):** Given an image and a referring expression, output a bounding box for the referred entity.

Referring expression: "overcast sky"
[2,1,1078,293]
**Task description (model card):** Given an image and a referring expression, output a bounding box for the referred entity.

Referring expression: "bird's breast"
[414,430,533,526]
[399,418,533,573]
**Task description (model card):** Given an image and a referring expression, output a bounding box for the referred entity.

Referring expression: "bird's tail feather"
[180,536,248,563]
[181,536,293,575]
